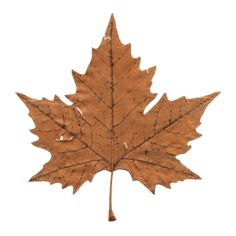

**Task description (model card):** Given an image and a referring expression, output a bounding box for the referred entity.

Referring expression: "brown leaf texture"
[17,15,219,221]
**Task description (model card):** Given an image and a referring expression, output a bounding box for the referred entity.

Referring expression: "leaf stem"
[108,170,116,221]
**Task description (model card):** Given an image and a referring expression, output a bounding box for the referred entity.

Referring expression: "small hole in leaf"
[124,142,128,149]
[104,36,111,40]
[76,107,83,115]
[56,133,75,142]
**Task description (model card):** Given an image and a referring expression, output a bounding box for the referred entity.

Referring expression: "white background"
[0,0,235,235]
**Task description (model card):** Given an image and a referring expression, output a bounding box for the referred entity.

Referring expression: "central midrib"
[109,20,115,171]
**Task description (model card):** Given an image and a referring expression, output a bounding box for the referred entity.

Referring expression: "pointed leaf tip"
[16,92,30,104]
[104,13,119,40]
[208,91,221,100]
[29,177,34,182]
[213,91,221,98]
[110,13,115,23]
[16,92,25,99]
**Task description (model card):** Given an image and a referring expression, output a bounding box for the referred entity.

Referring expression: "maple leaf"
[17,14,219,221]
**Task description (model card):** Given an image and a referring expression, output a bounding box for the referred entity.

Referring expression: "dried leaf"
[17,14,219,221]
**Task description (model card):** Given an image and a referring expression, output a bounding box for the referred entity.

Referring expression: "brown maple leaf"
[17,14,219,221]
